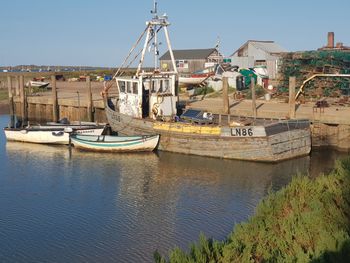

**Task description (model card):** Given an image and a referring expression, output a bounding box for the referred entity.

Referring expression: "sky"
[0,0,349,67]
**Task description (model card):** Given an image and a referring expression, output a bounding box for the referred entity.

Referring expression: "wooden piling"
[51,75,58,122]
[15,76,20,96]
[7,76,12,98]
[289,76,296,119]
[86,76,94,122]
[19,75,26,124]
[251,77,257,119]
[7,76,15,127]
[222,76,230,114]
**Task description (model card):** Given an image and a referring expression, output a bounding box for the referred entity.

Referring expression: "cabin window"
[118,81,126,93]
[126,82,132,93]
[151,80,158,93]
[163,80,170,93]
[159,80,163,93]
[132,82,138,94]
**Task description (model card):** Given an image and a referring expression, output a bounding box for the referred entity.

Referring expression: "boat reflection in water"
[3,139,346,262]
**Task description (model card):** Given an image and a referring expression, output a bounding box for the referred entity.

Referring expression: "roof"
[231,40,287,56]
[160,48,217,60]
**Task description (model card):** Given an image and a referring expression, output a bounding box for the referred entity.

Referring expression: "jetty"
[2,73,350,152]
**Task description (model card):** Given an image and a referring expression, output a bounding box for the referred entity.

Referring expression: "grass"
[206,87,236,98]
[154,157,350,263]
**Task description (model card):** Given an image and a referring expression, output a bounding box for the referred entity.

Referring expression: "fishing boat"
[179,75,209,86]
[26,81,50,89]
[70,134,159,152]
[32,119,106,130]
[179,70,214,86]
[101,1,311,162]
[3,125,106,145]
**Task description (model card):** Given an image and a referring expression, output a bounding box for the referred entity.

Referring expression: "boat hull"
[3,127,105,145]
[71,135,159,152]
[27,81,50,88]
[179,76,208,85]
[105,105,311,162]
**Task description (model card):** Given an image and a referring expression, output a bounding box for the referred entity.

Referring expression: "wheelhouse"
[116,73,177,120]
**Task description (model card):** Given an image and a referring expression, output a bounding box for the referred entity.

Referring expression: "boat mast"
[152,0,159,70]
[136,0,178,76]
[102,0,178,96]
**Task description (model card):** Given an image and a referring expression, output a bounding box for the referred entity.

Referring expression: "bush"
[245,85,265,99]
[194,86,215,96]
[155,157,350,263]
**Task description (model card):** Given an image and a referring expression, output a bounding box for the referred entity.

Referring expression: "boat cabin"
[116,73,177,120]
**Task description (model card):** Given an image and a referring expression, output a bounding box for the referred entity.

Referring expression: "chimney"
[327,32,334,48]
[336,42,343,48]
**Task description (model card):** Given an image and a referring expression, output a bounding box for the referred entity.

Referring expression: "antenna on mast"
[151,0,158,17]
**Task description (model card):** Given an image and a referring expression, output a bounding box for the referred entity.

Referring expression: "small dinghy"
[70,134,160,152]
[3,125,106,145]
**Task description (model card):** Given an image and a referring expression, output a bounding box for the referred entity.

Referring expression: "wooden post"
[19,75,26,124]
[222,76,229,114]
[7,76,15,127]
[51,75,58,122]
[251,77,257,119]
[15,76,20,96]
[7,76,12,98]
[86,76,94,122]
[289,76,296,119]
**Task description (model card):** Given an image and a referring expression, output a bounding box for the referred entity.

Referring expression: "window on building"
[176,60,189,69]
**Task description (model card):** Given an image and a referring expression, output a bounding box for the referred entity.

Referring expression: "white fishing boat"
[179,67,215,86]
[26,81,50,88]
[3,125,106,145]
[179,75,209,86]
[70,134,159,152]
[101,1,311,162]
[31,119,106,130]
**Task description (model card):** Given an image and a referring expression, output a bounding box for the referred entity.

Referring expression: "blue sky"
[1,0,349,67]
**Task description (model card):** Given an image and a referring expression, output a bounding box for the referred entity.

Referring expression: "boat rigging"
[101,0,177,97]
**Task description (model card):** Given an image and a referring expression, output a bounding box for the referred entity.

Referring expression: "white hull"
[4,128,105,145]
[179,76,208,85]
[27,81,50,88]
[71,134,159,152]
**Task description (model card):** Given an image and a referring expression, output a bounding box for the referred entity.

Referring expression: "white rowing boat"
[70,134,159,152]
[3,126,105,145]
[26,81,50,88]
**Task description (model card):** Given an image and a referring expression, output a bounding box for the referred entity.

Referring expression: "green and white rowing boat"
[70,134,159,152]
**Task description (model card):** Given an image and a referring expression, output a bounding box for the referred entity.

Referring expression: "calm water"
[0,115,348,262]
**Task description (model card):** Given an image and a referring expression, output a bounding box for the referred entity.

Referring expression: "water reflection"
[1,113,349,263]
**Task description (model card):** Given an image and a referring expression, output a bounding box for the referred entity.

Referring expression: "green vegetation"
[206,86,236,98]
[245,85,265,99]
[193,86,215,96]
[278,51,350,97]
[155,157,350,263]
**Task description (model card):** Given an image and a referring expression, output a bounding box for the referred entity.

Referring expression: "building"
[318,32,350,51]
[230,40,287,79]
[159,48,223,73]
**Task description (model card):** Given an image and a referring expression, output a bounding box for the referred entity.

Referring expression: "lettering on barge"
[227,126,267,137]
[232,128,253,137]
